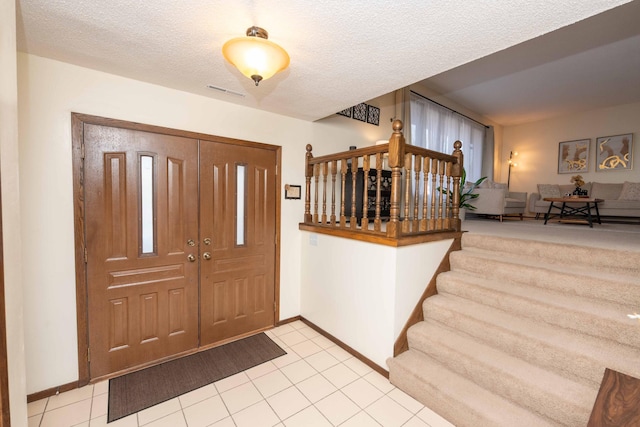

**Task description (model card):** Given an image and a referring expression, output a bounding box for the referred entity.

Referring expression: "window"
[410,92,485,182]
[140,154,156,254]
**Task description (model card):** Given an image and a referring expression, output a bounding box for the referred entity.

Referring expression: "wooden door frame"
[72,113,282,384]
[0,180,11,426]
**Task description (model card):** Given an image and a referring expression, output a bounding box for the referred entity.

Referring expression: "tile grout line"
[41,321,447,427]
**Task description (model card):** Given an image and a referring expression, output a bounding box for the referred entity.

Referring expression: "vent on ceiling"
[206,84,245,97]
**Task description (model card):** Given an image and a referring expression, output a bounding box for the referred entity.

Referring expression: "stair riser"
[421,300,603,387]
[437,275,640,349]
[389,234,640,427]
[407,328,595,426]
[449,251,639,307]
[388,354,559,427]
[388,364,484,427]
[461,234,640,274]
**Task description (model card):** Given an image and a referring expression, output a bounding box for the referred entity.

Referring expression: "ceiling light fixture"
[222,26,290,86]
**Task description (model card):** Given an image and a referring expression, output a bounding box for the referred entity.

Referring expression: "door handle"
[203,252,212,260]
[187,254,196,262]
[203,238,212,245]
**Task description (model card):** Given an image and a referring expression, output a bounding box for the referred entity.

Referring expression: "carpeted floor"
[462,216,640,252]
[108,332,286,422]
[388,231,640,426]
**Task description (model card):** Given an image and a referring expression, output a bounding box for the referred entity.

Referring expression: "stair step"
[436,270,639,348]
[407,321,597,426]
[423,293,640,387]
[461,233,640,275]
[450,248,639,306]
[388,350,559,427]
[388,233,640,427]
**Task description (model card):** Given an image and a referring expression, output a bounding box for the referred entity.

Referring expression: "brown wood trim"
[393,236,462,356]
[0,181,11,426]
[71,114,90,387]
[274,147,282,323]
[299,223,462,247]
[71,113,280,153]
[300,317,389,379]
[307,143,456,166]
[27,381,80,404]
[277,316,301,326]
[404,144,458,163]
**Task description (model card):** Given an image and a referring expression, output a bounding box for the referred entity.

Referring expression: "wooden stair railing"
[301,120,463,244]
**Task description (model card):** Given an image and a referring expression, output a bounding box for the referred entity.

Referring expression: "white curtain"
[410,92,486,182]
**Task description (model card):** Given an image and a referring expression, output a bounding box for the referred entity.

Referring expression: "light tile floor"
[27,321,454,427]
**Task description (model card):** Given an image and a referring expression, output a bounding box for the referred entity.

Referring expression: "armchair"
[465,182,527,222]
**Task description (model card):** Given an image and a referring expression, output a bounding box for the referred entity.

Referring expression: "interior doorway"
[72,114,280,382]
[0,179,11,426]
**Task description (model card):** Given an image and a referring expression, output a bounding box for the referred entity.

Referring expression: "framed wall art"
[352,103,368,122]
[336,107,352,118]
[596,133,633,172]
[284,184,301,199]
[366,105,380,126]
[558,139,590,174]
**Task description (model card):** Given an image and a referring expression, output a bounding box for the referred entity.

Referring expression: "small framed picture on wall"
[284,184,301,199]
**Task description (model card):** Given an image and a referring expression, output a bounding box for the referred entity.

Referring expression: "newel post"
[304,144,313,223]
[451,141,463,231]
[387,120,405,238]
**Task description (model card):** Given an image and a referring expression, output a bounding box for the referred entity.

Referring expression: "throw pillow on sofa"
[618,181,640,201]
[591,182,623,200]
[537,184,561,199]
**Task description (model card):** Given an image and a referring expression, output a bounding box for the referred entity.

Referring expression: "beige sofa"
[466,181,527,221]
[528,181,640,219]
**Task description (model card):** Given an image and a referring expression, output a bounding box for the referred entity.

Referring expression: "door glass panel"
[236,164,246,246]
[140,155,155,254]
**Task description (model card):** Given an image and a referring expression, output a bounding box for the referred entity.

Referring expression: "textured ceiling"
[16,0,633,123]
[421,0,640,126]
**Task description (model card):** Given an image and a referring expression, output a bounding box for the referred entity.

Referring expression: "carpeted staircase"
[388,233,640,427]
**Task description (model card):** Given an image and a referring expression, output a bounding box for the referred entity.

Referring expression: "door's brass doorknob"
[203,237,212,245]
[203,252,212,260]
[187,254,196,262]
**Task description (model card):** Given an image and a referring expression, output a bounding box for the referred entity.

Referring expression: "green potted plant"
[438,169,487,220]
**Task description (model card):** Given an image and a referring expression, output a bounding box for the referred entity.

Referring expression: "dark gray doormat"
[107,332,286,422]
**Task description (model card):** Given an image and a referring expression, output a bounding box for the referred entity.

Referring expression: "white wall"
[314,92,398,149]
[394,240,453,338]
[17,53,397,394]
[300,231,452,368]
[0,1,28,424]
[502,102,640,200]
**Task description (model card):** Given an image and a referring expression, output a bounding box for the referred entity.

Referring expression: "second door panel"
[199,140,276,346]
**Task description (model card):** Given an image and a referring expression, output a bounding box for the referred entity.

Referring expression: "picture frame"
[352,103,368,122]
[366,105,380,126]
[336,107,352,118]
[284,184,301,200]
[558,139,590,174]
[596,133,633,172]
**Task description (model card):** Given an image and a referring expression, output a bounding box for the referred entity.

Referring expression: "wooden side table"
[543,197,603,228]
[588,368,640,426]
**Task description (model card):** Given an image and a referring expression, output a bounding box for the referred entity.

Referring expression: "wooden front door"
[199,140,277,346]
[79,116,279,380]
[84,124,200,379]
